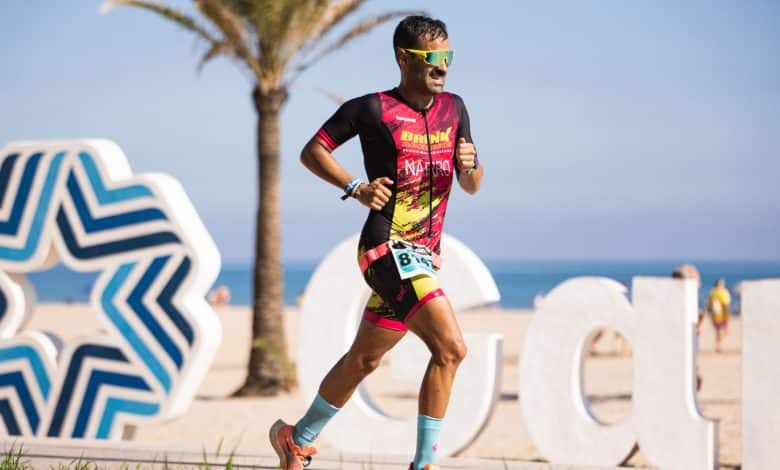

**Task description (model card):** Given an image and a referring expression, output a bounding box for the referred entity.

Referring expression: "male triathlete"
[270,16,483,470]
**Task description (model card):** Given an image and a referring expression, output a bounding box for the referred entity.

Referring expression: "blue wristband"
[341,178,361,201]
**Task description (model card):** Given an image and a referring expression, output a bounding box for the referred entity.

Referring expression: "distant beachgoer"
[672,263,703,391]
[207,285,231,307]
[589,329,628,356]
[532,292,545,310]
[672,264,704,333]
[733,281,743,315]
[589,282,628,356]
[706,278,731,353]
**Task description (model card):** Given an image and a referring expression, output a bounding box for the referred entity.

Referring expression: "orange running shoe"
[408,464,440,470]
[269,419,317,469]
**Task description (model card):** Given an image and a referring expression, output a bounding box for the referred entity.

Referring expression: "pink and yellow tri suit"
[315,88,476,331]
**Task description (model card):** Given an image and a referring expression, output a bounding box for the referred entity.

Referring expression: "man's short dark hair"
[393,16,448,50]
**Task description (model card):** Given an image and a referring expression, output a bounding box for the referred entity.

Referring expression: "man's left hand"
[455,137,477,172]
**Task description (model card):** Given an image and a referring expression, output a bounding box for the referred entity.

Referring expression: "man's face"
[399,36,450,95]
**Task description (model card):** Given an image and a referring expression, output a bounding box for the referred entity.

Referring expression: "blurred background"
[2,1,778,307]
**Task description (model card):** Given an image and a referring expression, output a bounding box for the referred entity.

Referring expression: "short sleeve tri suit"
[315,88,476,332]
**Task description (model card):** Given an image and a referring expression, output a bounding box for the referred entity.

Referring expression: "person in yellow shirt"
[706,278,731,353]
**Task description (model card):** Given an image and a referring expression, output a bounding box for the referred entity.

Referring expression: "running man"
[269,16,483,470]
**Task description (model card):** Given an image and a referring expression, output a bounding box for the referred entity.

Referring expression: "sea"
[22,260,780,312]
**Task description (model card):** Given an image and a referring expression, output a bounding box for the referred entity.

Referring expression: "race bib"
[389,240,437,280]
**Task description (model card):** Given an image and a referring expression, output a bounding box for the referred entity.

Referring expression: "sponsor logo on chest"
[400,126,453,145]
[396,124,455,179]
[402,159,452,178]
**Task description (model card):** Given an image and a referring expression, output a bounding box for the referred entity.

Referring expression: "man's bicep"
[316,96,365,151]
[455,95,475,144]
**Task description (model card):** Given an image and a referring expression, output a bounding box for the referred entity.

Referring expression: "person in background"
[706,278,731,353]
[671,264,703,391]
[207,285,231,307]
[589,281,629,356]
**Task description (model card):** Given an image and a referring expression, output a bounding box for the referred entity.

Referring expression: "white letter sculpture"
[742,279,780,470]
[297,233,502,456]
[520,277,717,469]
[0,140,221,439]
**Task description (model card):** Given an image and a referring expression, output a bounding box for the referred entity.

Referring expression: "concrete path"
[5,439,621,469]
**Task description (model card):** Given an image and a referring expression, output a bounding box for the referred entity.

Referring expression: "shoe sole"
[268,419,290,469]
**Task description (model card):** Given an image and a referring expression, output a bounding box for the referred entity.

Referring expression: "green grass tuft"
[2,439,242,469]
[1,442,32,470]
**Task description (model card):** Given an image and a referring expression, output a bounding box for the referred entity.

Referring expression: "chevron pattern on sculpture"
[57,152,181,262]
[0,141,220,440]
[0,152,66,263]
[0,338,54,436]
[44,342,157,439]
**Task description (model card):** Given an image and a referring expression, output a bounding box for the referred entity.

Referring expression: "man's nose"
[436,60,448,73]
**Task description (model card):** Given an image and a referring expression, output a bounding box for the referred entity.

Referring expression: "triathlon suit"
[315,88,476,332]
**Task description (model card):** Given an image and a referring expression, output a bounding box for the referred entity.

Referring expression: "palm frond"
[302,0,363,52]
[198,40,234,72]
[261,0,329,69]
[195,0,262,80]
[289,10,424,82]
[246,0,325,84]
[101,0,219,45]
[312,86,347,105]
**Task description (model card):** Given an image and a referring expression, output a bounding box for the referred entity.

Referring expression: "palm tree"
[102,0,420,395]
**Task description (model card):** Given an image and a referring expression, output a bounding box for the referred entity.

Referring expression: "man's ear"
[395,48,405,67]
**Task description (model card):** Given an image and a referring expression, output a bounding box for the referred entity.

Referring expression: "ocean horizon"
[19,259,780,310]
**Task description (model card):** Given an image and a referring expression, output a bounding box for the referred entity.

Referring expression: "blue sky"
[1,1,778,262]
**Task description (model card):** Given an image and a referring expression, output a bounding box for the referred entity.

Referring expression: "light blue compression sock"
[293,393,340,447]
[413,414,443,469]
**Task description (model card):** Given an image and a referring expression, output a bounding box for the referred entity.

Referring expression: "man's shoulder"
[440,91,467,109]
[343,92,377,104]
[341,92,383,110]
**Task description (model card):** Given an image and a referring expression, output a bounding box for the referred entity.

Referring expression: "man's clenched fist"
[455,137,477,172]
[354,177,394,211]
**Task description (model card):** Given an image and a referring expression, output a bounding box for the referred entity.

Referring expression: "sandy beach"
[23,303,742,468]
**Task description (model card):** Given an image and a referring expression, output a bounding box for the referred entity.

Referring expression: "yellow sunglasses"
[401,48,453,67]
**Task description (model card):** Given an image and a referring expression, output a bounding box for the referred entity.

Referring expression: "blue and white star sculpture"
[0,140,221,439]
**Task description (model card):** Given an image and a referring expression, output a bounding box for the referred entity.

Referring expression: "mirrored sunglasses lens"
[426,51,453,67]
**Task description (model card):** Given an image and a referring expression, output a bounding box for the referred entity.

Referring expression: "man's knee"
[345,351,383,377]
[432,337,468,368]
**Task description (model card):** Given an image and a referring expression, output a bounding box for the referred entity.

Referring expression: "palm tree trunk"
[236,85,292,396]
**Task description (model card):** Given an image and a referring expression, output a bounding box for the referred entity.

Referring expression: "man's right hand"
[354,177,393,211]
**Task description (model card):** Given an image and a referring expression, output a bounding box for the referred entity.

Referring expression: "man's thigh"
[404,295,464,353]
[348,317,406,357]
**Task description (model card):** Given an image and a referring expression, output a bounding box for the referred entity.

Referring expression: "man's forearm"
[300,137,355,190]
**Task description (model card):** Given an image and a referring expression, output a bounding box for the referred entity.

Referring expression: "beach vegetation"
[0,441,243,469]
[101,0,420,395]
[1,443,31,470]
[200,437,238,469]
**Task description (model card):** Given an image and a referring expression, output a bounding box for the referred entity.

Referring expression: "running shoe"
[269,419,317,469]
[408,464,440,470]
